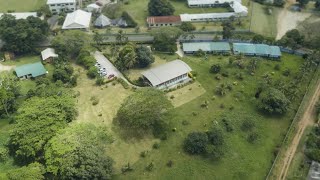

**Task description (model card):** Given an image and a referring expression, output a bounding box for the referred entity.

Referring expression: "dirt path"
[0,63,15,72]
[277,78,320,180]
[276,0,311,40]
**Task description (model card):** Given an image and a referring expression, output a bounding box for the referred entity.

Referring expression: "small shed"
[94,14,111,27]
[15,62,47,79]
[41,48,58,62]
[87,3,101,13]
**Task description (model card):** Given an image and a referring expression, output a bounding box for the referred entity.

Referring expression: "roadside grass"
[250,2,280,37]
[0,0,44,12]
[112,53,310,179]
[286,126,312,180]
[2,55,41,66]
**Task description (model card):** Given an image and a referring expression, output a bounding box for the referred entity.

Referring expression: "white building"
[41,48,58,62]
[180,12,237,22]
[47,0,76,14]
[141,60,192,89]
[62,9,92,30]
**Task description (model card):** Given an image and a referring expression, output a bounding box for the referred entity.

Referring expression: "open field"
[0,0,44,12]
[95,53,309,179]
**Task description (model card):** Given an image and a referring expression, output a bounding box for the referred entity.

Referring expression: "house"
[147,16,182,27]
[180,13,237,22]
[47,0,76,14]
[183,42,231,54]
[87,3,101,13]
[233,43,282,58]
[41,48,58,62]
[94,14,111,27]
[141,60,192,89]
[62,10,92,30]
[307,161,320,180]
[15,62,47,79]
[111,18,127,27]
[0,12,38,19]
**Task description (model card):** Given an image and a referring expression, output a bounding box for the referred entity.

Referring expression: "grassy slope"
[0,0,44,12]
[250,2,280,37]
[114,53,308,179]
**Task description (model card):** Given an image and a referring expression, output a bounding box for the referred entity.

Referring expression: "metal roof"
[94,14,111,27]
[15,62,47,78]
[270,46,281,56]
[141,60,192,86]
[147,16,181,24]
[0,12,37,19]
[62,10,92,29]
[47,0,75,4]
[180,13,236,21]
[183,42,231,52]
[233,43,257,54]
[233,43,282,57]
[187,0,242,6]
[41,48,58,60]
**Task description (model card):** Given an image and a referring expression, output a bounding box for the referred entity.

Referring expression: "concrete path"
[175,42,184,58]
[0,62,15,72]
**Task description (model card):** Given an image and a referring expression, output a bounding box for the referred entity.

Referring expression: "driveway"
[0,62,15,73]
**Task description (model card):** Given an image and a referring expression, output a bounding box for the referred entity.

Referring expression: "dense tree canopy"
[135,46,155,68]
[6,162,45,180]
[0,15,48,54]
[51,30,91,58]
[115,43,137,71]
[45,123,113,179]
[258,88,290,115]
[116,88,172,133]
[9,95,77,162]
[151,27,182,53]
[0,74,20,116]
[148,0,175,16]
[184,132,209,154]
[278,29,305,49]
[180,22,196,32]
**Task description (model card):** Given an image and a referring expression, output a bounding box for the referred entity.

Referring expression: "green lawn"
[250,2,280,37]
[110,53,310,179]
[0,0,44,12]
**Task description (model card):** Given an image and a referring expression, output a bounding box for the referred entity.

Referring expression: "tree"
[297,0,309,7]
[258,88,290,115]
[9,95,76,163]
[122,11,137,27]
[93,32,106,45]
[151,27,182,53]
[278,29,304,49]
[184,132,208,154]
[222,20,235,39]
[206,128,224,146]
[0,74,20,116]
[116,88,172,134]
[87,66,99,79]
[316,0,320,9]
[115,43,137,71]
[210,64,221,74]
[205,144,224,160]
[0,15,48,54]
[252,34,264,43]
[45,123,113,179]
[148,0,175,16]
[135,46,155,68]
[6,162,45,180]
[52,30,91,58]
[180,22,196,32]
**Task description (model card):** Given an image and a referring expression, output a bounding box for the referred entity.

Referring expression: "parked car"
[108,74,115,79]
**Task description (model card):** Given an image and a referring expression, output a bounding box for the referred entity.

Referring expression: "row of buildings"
[47,0,103,14]
[182,42,282,58]
[147,0,248,27]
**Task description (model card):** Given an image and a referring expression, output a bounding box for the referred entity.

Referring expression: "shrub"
[210,64,221,74]
[180,22,196,32]
[0,147,9,162]
[205,145,224,161]
[195,49,205,57]
[184,132,208,154]
[241,120,255,132]
[222,118,233,132]
[166,160,174,167]
[96,77,105,86]
[258,88,290,115]
[117,78,130,89]
[206,128,224,146]
[90,96,99,105]
[87,66,98,79]
[140,151,148,158]
[146,162,154,171]
[247,132,259,143]
[153,143,160,149]
[274,64,281,71]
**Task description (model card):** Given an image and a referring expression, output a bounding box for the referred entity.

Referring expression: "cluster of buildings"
[182,42,282,58]
[147,0,248,27]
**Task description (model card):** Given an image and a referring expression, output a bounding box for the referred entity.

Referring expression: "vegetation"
[122,11,137,27]
[184,132,208,154]
[6,162,45,180]
[0,15,48,54]
[148,0,175,16]
[151,27,182,53]
[258,87,290,115]
[135,46,155,68]
[0,74,20,116]
[180,22,196,32]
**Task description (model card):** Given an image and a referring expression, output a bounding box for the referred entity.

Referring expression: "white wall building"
[47,0,76,14]
[62,9,92,30]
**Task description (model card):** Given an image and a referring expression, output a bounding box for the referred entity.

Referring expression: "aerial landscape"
[0,0,319,179]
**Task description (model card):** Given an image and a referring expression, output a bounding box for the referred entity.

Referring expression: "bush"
[166,160,174,167]
[140,151,148,158]
[90,96,99,105]
[205,145,224,161]
[247,132,259,144]
[180,22,196,32]
[195,49,205,57]
[146,162,154,171]
[0,147,9,162]
[210,64,221,74]
[241,120,255,132]
[122,11,137,27]
[117,78,130,89]
[258,88,290,115]
[184,132,208,154]
[96,77,105,86]
[222,118,233,132]
[87,66,98,79]
[206,128,224,146]
[152,143,160,149]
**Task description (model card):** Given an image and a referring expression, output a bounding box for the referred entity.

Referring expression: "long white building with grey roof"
[47,0,76,14]
[141,60,192,89]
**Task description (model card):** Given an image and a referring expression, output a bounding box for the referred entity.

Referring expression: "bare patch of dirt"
[0,63,15,72]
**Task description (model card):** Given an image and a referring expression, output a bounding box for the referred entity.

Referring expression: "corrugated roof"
[233,43,282,57]
[47,0,75,4]
[41,48,58,60]
[233,43,256,54]
[62,10,92,29]
[183,42,231,52]
[180,13,236,21]
[147,16,181,24]
[270,46,281,56]
[141,60,192,86]
[15,62,47,78]
[187,0,242,6]
[94,14,111,27]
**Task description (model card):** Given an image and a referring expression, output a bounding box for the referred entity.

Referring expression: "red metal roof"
[147,16,181,24]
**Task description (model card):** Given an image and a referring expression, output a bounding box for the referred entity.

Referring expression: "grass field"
[250,2,280,37]
[105,53,309,179]
[0,0,44,12]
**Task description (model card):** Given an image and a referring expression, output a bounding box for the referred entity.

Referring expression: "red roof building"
[147,16,182,27]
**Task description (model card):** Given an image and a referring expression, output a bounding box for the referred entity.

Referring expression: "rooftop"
[47,0,76,4]
[94,14,111,27]
[183,42,231,52]
[233,43,282,57]
[41,48,58,61]
[180,12,236,21]
[147,16,181,24]
[62,9,92,29]
[15,62,47,78]
[141,60,192,86]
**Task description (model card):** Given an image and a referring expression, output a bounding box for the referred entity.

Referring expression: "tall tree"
[258,88,290,115]
[45,123,113,179]
[0,74,20,116]
[148,0,175,16]
[0,15,48,54]
[9,95,77,163]
[115,43,137,71]
[6,162,45,180]
[151,27,182,53]
[135,46,155,68]
[222,20,235,39]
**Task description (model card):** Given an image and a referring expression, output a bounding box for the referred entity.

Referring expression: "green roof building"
[183,42,231,54]
[233,43,281,58]
[15,62,47,79]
